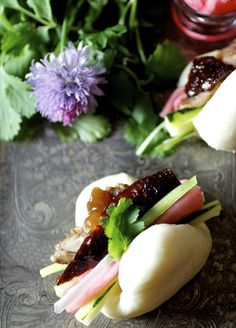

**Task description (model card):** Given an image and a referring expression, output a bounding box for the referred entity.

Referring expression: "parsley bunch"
[0,0,186,144]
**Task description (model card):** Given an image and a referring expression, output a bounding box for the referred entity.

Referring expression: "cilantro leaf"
[80,24,127,50]
[0,10,15,33]
[84,0,109,29]
[1,23,50,56]
[26,0,53,23]
[108,71,136,115]
[88,47,117,73]
[1,0,20,10]
[146,39,186,81]
[124,93,158,146]
[0,66,35,141]
[54,114,111,143]
[3,44,35,77]
[102,198,145,260]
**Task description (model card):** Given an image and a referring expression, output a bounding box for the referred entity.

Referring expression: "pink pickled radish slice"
[154,186,203,225]
[66,260,119,313]
[160,87,186,118]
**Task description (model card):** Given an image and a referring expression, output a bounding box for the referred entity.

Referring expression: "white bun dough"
[194,69,236,152]
[75,173,136,227]
[102,223,212,319]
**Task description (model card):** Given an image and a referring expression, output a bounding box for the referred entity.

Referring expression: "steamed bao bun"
[102,223,212,319]
[74,173,212,319]
[193,70,236,152]
[177,50,236,152]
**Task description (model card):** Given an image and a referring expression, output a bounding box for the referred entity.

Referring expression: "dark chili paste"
[57,168,180,285]
[185,56,234,97]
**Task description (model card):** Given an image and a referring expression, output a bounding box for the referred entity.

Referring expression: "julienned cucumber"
[141,176,197,227]
[136,122,168,156]
[40,263,67,278]
[164,107,201,137]
[190,200,222,226]
[155,128,195,157]
[136,107,201,158]
[75,281,117,326]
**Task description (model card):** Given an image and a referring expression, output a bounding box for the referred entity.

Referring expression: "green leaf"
[84,0,109,29]
[0,10,15,32]
[88,47,117,73]
[108,71,136,115]
[0,66,35,141]
[1,0,20,9]
[26,0,53,22]
[3,44,35,77]
[54,114,111,143]
[146,39,186,81]
[102,198,144,260]
[124,93,158,146]
[80,24,127,50]
[13,114,45,142]
[1,23,50,56]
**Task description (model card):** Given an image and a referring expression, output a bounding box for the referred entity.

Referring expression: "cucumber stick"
[75,281,117,326]
[136,122,167,157]
[40,263,67,278]
[141,176,197,227]
[190,200,222,226]
[164,107,201,137]
[136,107,201,158]
[155,128,195,157]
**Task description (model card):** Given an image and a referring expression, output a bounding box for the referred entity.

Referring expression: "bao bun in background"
[178,49,236,152]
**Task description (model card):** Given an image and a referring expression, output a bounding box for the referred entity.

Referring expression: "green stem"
[60,16,69,52]
[68,0,85,28]
[128,0,146,64]
[118,0,133,25]
[59,0,85,52]
[139,73,154,86]
[18,6,55,27]
[129,0,137,29]
[114,64,144,92]
[135,24,146,64]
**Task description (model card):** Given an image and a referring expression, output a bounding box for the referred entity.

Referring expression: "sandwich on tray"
[136,40,236,157]
[40,168,221,325]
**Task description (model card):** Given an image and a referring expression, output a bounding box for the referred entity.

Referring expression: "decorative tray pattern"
[0,121,235,327]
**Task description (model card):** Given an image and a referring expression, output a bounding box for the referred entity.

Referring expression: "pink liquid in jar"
[172,0,236,41]
[184,0,236,15]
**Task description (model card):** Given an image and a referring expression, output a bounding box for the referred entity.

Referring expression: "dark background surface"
[0,122,236,327]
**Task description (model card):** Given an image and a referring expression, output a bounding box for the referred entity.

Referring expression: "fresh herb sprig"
[0,0,186,143]
[102,198,144,260]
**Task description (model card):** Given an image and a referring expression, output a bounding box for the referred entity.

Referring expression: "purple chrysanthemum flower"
[27,42,106,126]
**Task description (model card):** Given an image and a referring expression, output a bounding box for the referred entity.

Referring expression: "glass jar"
[172,0,236,42]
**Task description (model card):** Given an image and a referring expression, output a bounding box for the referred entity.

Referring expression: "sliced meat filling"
[52,184,128,264]
[185,56,234,97]
[56,168,180,285]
